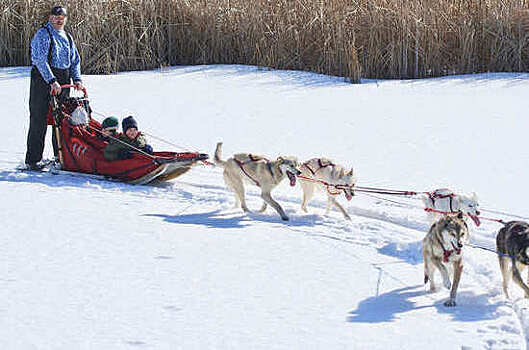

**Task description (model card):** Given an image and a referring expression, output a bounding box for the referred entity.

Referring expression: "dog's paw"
[281,216,289,221]
[444,299,456,307]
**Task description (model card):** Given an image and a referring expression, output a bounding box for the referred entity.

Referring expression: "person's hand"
[50,81,62,96]
[74,81,84,91]
[118,149,133,160]
[143,144,153,154]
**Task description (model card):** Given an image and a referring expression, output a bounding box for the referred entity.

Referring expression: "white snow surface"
[3,65,529,349]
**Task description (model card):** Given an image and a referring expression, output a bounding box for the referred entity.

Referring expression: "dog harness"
[436,234,462,262]
[302,158,335,176]
[443,248,461,263]
[428,189,455,212]
[301,158,354,196]
[234,155,275,187]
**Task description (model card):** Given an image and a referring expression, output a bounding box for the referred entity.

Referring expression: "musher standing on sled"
[25,5,84,170]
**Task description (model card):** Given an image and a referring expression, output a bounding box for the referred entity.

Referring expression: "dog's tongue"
[470,214,481,227]
[287,172,296,186]
[345,192,353,201]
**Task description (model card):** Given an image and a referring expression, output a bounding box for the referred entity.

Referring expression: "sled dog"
[422,213,469,307]
[214,142,301,221]
[496,221,529,299]
[420,188,481,226]
[299,158,355,220]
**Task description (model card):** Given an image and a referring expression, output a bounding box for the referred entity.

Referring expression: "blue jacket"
[30,22,82,84]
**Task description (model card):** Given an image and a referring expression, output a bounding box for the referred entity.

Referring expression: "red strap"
[234,158,260,186]
[443,248,461,263]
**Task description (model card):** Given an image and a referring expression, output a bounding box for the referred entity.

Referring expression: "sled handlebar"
[51,84,88,97]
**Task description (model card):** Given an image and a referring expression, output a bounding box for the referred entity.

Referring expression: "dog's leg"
[499,256,512,299]
[444,260,463,307]
[423,249,436,292]
[258,202,268,213]
[512,258,529,297]
[299,180,314,213]
[432,257,451,291]
[223,171,241,209]
[523,264,529,298]
[329,196,351,220]
[300,181,314,213]
[228,171,249,212]
[524,265,529,296]
[261,190,289,221]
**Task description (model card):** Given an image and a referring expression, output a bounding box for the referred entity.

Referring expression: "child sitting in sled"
[104,116,153,161]
[100,116,119,140]
[82,116,119,151]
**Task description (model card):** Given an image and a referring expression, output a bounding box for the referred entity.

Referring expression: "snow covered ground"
[2,65,529,349]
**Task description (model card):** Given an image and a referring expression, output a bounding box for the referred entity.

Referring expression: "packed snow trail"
[2,160,525,349]
[4,66,529,349]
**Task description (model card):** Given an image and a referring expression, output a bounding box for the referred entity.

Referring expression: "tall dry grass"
[1,0,529,82]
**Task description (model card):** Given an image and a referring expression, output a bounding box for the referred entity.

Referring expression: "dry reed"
[1,0,529,82]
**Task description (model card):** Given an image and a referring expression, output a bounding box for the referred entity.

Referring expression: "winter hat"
[101,116,119,130]
[122,116,138,134]
[51,6,67,16]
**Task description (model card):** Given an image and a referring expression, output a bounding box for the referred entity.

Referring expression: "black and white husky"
[496,221,529,299]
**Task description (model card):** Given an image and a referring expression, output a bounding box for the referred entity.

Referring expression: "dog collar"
[443,248,461,263]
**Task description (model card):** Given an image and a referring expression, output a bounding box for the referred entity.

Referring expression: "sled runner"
[48,85,208,184]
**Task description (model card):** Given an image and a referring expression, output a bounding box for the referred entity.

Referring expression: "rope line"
[354,191,512,257]
[356,191,422,209]
[60,100,529,231]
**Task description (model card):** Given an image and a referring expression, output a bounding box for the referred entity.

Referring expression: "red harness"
[303,158,335,176]
[443,247,461,263]
[427,189,456,211]
[234,155,273,186]
[300,159,352,196]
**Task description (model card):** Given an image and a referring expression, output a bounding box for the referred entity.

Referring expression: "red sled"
[48,85,208,184]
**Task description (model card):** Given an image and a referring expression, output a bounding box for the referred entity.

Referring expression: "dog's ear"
[348,167,354,176]
[277,156,284,163]
[457,211,464,219]
[471,192,478,201]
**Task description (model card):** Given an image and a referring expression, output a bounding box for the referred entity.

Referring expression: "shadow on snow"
[347,285,502,324]
[144,209,323,229]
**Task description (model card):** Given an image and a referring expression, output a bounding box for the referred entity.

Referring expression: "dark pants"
[25,66,71,165]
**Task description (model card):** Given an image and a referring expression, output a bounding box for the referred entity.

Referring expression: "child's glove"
[143,144,153,154]
[118,149,133,160]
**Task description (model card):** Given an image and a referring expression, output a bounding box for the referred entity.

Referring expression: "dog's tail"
[214,142,227,168]
[424,262,430,284]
